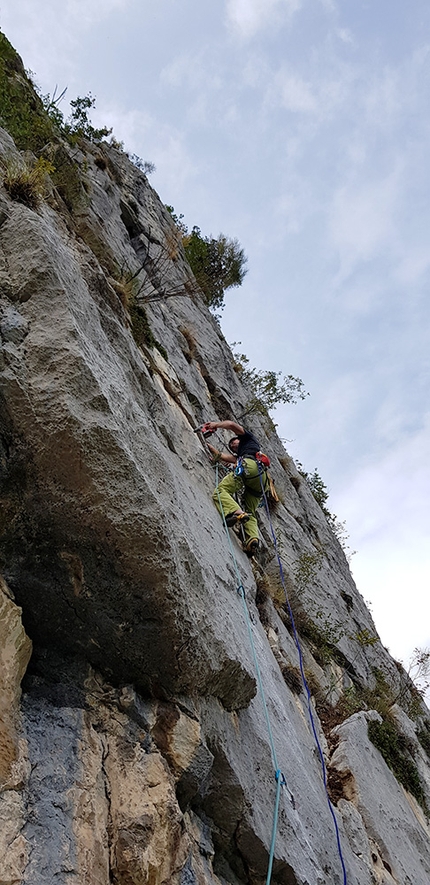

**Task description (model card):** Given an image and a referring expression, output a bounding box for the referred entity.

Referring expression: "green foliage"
[317,630,379,708]
[390,648,430,720]
[417,724,430,759]
[38,87,112,145]
[296,463,329,511]
[0,32,57,151]
[165,205,188,236]
[166,207,247,311]
[293,549,324,593]
[2,155,54,208]
[127,154,156,175]
[303,609,346,667]
[323,667,394,726]
[290,551,348,667]
[296,462,356,561]
[231,347,308,420]
[112,268,168,360]
[128,294,168,360]
[327,517,356,562]
[63,94,112,143]
[0,32,111,156]
[43,142,88,213]
[368,719,426,809]
[314,608,346,646]
[40,84,67,129]
[407,647,430,697]
[183,226,247,311]
[292,552,379,673]
[354,628,378,648]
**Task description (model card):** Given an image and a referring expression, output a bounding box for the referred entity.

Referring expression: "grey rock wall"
[0,85,430,885]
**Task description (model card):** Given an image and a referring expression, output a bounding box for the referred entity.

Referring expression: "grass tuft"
[2,155,54,208]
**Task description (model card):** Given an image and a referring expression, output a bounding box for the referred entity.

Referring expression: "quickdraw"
[234,456,245,477]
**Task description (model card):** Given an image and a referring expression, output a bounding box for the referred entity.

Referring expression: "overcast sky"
[1,0,429,685]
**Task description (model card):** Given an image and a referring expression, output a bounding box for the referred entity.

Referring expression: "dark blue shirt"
[237,429,261,458]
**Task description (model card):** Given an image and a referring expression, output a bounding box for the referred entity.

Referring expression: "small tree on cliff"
[166,207,248,311]
[183,227,247,312]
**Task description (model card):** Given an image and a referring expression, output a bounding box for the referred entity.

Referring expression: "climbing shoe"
[225,511,250,527]
[245,539,259,558]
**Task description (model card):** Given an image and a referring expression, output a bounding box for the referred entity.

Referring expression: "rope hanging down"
[215,464,290,885]
[257,467,348,885]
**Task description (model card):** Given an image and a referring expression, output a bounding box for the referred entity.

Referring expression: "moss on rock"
[0,32,58,152]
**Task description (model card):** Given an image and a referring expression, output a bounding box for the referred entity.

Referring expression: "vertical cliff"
[1,34,430,885]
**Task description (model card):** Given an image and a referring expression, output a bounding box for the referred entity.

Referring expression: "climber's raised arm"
[202,420,245,436]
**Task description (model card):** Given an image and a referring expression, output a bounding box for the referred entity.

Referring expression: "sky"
[1,0,429,687]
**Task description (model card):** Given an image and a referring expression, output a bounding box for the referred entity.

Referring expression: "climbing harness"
[215,463,293,885]
[257,467,348,885]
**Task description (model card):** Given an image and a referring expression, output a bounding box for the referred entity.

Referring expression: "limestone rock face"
[0,578,31,787]
[331,711,430,883]
[0,579,31,885]
[1,42,430,885]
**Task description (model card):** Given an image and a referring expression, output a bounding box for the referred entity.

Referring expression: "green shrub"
[45,142,88,213]
[127,154,155,175]
[183,227,247,311]
[0,32,57,152]
[296,464,329,510]
[231,346,308,423]
[63,94,112,144]
[166,207,247,311]
[368,719,426,810]
[297,610,345,667]
[295,462,356,561]
[293,549,324,593]
[417,725,430,759]
[128,294,167,360]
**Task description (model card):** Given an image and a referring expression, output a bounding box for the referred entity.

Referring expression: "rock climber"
[201,419,269,558]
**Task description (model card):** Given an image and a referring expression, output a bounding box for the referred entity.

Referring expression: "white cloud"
[332,416,430,665]
[328,166,402,281]
[318,0,337,11]
[93,104,199,199]
[274,181,311,234]
[161,53,223,94]
[159,52,233,128]
[363,69,402,131]
[336,27,353,45]
[395,246,430,287]
[336,415,430,540]
[0,0,129,82]
[276,72,317,113]
[353,547,430,665]
[225,0,302,39]
[264,58,354,123]
[1,0,126,29]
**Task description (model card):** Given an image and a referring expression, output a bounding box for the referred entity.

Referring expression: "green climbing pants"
[213,458,267,546]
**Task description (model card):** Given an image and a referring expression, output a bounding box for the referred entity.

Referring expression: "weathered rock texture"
[1,35,430,885]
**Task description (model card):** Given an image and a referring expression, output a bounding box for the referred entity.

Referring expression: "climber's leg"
[212,471,246,521]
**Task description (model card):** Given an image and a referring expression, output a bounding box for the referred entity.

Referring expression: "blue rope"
[258,468,348,885]
[214,464,289,884]
[266,769,284,885]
